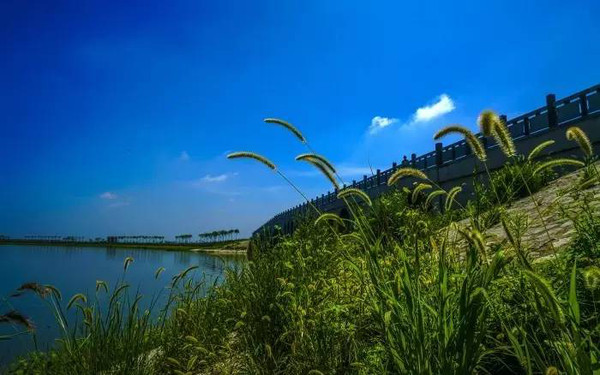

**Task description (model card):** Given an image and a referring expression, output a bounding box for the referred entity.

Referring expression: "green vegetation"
[4,118,600,374]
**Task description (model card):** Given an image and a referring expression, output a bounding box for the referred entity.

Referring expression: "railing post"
[580,93,589,117]
[411,153,416,166]
[546,94,558,128]
[499,114,508,127]
[435,142,443,166]
[352,179,356,187]
[402,155,409,166]
[376,169,381,185]
[451,145,456,160]
[392,162,397,171]
[363,175,367,189]
[523,117,530,136]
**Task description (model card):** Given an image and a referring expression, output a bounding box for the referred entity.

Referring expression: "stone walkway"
[450,164,600,258]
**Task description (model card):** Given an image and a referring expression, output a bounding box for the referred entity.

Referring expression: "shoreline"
[189,248,247,255]
[0,239,248,255]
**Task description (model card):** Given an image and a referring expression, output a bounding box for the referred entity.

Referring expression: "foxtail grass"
[533,158,585,176]
[425,189,446,208]
[296,153,336,174]
[315,213,345,227]
[566,126,593,157]
[227,151,277,170]
[337,187,372,206]
[434,124,487,161]
[528,140,555,161]
[478,110,516,157]
[264,118,306,143]
[478,110,498,137]
[0,310,35,331]
[388,167,427,186]
[444,186,461,211]
[298,157,340,190]
[411,183,432,204]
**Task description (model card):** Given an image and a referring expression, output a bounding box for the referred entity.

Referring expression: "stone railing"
[256,84,600,234]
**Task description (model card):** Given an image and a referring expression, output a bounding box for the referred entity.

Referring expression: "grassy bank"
[4,115,600,374]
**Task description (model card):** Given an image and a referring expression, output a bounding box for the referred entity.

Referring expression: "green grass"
[4,122,600,374]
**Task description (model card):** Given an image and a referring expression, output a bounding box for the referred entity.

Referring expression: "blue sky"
[1,0,599,238]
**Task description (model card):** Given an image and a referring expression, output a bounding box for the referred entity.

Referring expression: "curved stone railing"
[255,84,600,235]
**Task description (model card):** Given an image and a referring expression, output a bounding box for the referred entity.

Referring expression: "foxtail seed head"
[67,293,87,310]
[425,189,446,208]
[533,158,585,176]
[315,213,344,227]
[227,151,276,170]
[296,153,336,173]
[0,310,35,331]
[434,124,487,161]
[264,118,306,143]
[123,256,134,271]
[444,186,462,211]
[411,183,432,204]
[300,158,339,190]
[337,187,372,206]
[583,266,600,290]
[566,126,593,157]
[492,116,516,157]
[528,140,555,161]
[478,110,498,137]
[388,167,427,186]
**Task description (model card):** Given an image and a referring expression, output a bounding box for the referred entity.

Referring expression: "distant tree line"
[198,229,239,243]
[109,235,166,243]
[175,234,193,243]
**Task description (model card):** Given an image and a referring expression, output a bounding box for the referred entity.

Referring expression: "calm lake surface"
[0,244,243,367]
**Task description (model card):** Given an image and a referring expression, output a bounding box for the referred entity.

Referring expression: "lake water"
[0,244,243,367]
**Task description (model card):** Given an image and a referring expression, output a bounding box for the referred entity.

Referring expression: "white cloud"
[179,151,190,161]
[369,116,399,134]
[413,94,455,123]
[100,192,118,200]
[368,94,455,135]
[202,174,229,183]
[191,172,239,186]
